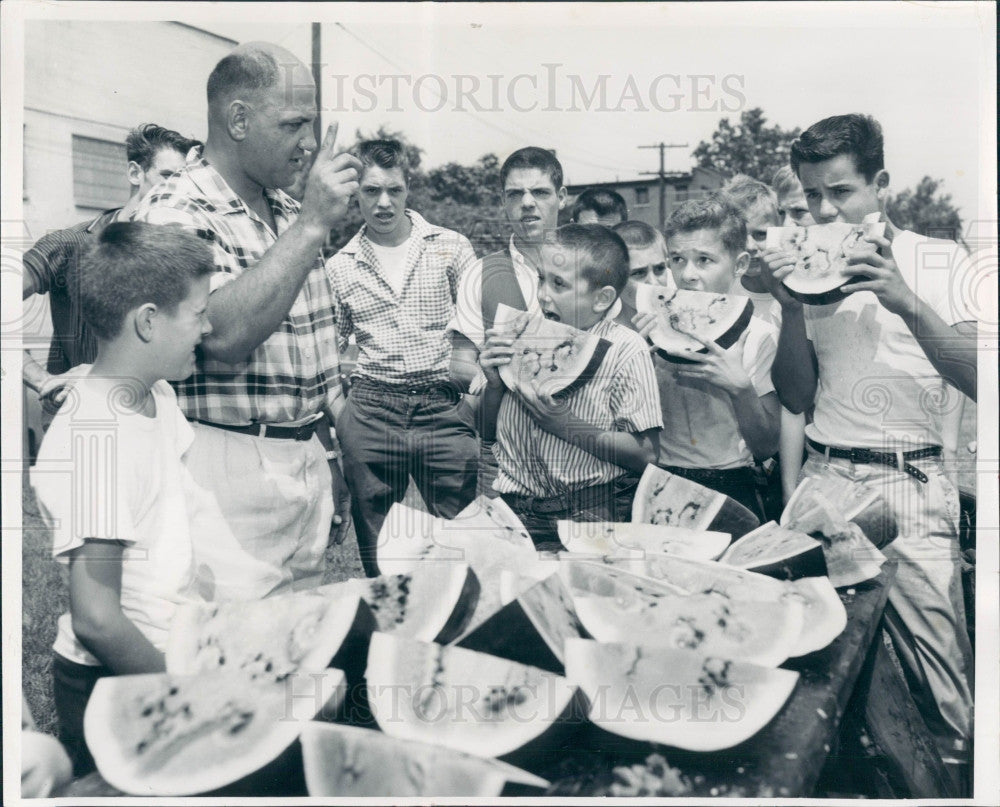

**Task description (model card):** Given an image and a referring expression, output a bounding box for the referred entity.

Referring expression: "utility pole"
[311,23,323,152]
[639,142,688,231]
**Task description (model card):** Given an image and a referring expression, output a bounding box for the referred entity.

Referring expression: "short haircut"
[552,224,629,293]
[77,222,214,341]
[125,124,199,170]
[664,197,747,256]
[720,174,779,220]
[613,220,661,250]
[207,47,280,107]
[771,165,801,197]
[500,147,563,190]
[790,113,885,182]
[355,139,411,183]
[571,188,628,223]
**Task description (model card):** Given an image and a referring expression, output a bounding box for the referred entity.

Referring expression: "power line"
[639,142,688,230]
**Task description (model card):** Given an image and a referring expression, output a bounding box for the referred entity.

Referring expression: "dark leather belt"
[502,481,617,516]
[663,465,757,485]
[192,419,319,441]
[807,438,941,483]
[350,376,462,402]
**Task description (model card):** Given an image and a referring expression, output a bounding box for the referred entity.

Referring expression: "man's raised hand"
[300,122,362,232]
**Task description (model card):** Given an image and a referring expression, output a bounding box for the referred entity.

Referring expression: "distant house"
[565,166,726,229]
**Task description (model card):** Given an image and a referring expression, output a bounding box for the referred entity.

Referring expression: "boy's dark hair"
[500,147,563,190]
[790,114,885,182]
[126,124,199,170]
[77,222,214,341]
[664,197,747,256]
[553,224,629,293]
[720,174,778,218]
[207,47,279,107]
[571,188,628,224]
[355,139,411,183]
[612,220,661,250]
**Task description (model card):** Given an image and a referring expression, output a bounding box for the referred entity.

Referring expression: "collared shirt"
[23,208,121,374]
[493,317,663,497]
[324,210,477,387]
[131,154,342,425]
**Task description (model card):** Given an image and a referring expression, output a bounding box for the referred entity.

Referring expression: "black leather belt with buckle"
[191,419,319,441]
[807,438,941,483]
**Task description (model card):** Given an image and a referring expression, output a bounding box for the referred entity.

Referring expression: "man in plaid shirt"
[132,43,362,600]
[324,140,479,576]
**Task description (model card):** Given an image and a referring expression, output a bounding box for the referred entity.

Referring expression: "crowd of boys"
[23,40,976,794]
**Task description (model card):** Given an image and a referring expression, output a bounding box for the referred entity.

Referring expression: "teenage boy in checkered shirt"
[479,224,662,548]
[324,140,480,576]
[764,113,976,783]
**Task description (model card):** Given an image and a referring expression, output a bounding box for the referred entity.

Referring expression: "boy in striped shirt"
[479,225,662,547]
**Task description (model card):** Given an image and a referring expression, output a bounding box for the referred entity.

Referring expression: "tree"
[886,176,965,245]
[692,108,801,183]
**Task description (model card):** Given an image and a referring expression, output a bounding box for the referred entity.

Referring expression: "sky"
[181,1,996,228]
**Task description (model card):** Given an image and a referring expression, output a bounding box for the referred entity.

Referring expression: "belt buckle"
[849,447,874,464]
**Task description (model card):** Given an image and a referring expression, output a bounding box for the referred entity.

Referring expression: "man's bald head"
[207,42,313,114]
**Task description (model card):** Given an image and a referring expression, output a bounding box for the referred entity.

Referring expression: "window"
[675,184,690,202]
[72,135,128,210]
[635,187,649,206]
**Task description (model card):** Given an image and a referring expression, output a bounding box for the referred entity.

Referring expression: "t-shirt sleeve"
[609,338,663,433]
[32,422,137,561]
[744,321,777,397]
[446,258,486,348]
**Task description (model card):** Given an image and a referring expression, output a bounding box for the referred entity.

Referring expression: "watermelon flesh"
[719,521,828,581]
[557,519,731,561]
[365,633,586,761]
[559,560,804,667]
[783,475,898,549]
[84,668,345,795]
[493,302,612,398]
[634,283,754,359]
[301,722,548,797]
[565,639,799,752]
[633,464,759,540]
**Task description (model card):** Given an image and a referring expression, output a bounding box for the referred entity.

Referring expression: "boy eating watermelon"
[633,197,781,520]
[764,113,975,785]
[478,224,662,547]
[31,222,215,775]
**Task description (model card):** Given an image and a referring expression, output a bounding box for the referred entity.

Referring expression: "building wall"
[23,20,234,237]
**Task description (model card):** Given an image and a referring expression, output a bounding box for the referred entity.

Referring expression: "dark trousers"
[338,378,479,577]
[501,476,639,551]
[663,464,767,523]
[52,653,112,777]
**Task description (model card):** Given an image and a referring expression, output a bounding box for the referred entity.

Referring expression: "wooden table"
[61,563,942,799]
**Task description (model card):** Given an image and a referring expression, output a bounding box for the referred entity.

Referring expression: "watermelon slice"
[457,573,586,674]
[314,564,480,644]
[596,554,845,657]
[301,722,548,796]
[782,475,898,549]
[377,497,542,636]
[84,667,345,795]
[493,303,612,397]
[767,216,885,305]
[565,639,799,752]
[633,464,760,539]
[559,560,803,667]
[166,592,375,684]
[719,521,828,581]
[557,519,731,561]
[365,633,587,761]
[634,283,754,363]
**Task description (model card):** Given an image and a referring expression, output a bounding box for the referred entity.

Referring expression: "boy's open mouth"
[543,310,560,321]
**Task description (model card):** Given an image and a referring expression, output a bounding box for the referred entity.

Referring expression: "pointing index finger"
[320,122,340,157]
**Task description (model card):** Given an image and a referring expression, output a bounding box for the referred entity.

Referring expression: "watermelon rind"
[564,639,799,752]
[301,722,548,797]
[782,475,898,549]
[84,668,345,796]
[557,519,731,561]
[559,560,804,667]
[632,464,759,539]
[719,521,828,581]
[365,633,587,760]
[494,302,612,398]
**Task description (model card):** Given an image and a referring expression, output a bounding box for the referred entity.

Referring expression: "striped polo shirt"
[493,317,663,497]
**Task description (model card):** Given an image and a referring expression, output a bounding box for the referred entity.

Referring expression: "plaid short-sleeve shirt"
[132,156,342,425]
[324,210,477,387]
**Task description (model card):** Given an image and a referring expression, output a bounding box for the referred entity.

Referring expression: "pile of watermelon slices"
[83,478,861,797]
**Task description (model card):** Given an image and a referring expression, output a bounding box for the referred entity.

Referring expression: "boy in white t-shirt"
[31,222,214,775]
[765,113,976,783]
[634,198,781,520]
